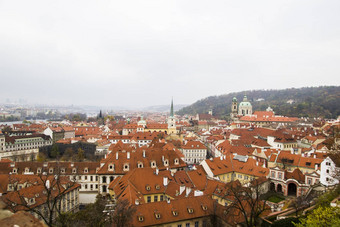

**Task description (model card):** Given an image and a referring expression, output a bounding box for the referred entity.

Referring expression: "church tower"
[231,97,238,118]
[168,98,177,134]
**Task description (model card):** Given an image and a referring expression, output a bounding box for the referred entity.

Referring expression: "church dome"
[239,95,252,107]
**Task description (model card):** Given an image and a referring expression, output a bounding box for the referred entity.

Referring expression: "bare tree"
[223,179,270,227]
[2,164,80,227]
[108,199,136,227]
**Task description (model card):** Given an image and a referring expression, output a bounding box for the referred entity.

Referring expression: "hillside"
[177,86,340,119]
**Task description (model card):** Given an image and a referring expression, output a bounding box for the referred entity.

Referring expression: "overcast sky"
[1,0,339,108]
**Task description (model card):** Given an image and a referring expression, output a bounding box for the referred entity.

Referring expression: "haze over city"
[1,0,340,108]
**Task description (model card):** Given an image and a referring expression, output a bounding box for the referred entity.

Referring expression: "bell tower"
[231,97,238,118]
[168,98,176,134]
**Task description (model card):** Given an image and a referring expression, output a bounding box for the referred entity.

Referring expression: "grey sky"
[1,0,339,108]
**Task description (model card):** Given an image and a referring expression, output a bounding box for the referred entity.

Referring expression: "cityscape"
[1,1,340,227]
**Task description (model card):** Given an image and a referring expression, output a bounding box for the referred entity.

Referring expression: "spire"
[170,98,174,117]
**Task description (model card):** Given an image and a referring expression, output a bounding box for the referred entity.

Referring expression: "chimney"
[313,154,316,159]
[155,168,159,175]
[163,176,168,186]
[256,161,259,166]
[46,180,50,189]
[143,150,146,158]
[127,152,130,159]
[315,164,318,171]
[180,185,185,195]
[185,187,192,197]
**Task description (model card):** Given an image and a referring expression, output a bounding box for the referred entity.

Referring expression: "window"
[84,168,88,173]
[178,225,182,227]
[187,208,194,213]
[186,223,190,227]
[147,196,151,203]
[160,195,164,201]
[307,178,312,185]
[271,171,275,178]
[154,195,158,202]
[278,172,282,179]
[138,216,144,222]
[155,213,161,219]
[195,221,199,227]
[326,169,330,174]
[72,168,76,173]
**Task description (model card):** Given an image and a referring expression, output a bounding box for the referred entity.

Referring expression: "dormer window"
[146,185,151,191]
[172,211,178,216]
[61,168,65,174]
[138,216,144,222]
[12,168,17,173]
[84,168,88,173]
[108,164,114,171]
[155,213,161,219]
[123,163,129,171]
[164,159,169,166]
[187,208,194,214]
[174,159,179,165]
[37,168,42,174]
[201,204,208,210]
[72,168,77,174]
[49,168,53,174]
[151,161,156,168]
[155,184,160,190]
[25,167,29,173]
[138,163,143,168]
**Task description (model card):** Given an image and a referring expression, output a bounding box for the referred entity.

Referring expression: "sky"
[0,0,340,108]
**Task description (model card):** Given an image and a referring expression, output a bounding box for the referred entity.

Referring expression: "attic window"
[187,208,194,214]
[174,159,179,165]
[146,185,151,191]
[172,211,178,216]
[84,168,88,173]
[37,168,41,174]
[306,162,311,166]
[108,164,114,171]
[138,216,144,222]
[151,161,156,168]
[61,168,65,174]
[201,205,208,210]
[123,164,129,171]
[155,213,161,219]
[138,163,143,168]
[49,168,53,174]
[155,184,160,190]
[72,168,77,173]
[164,160,168,166]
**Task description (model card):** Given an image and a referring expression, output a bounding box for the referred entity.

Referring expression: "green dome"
[232,97,237,102]
[239,101,252,107]
[239,95,252,107]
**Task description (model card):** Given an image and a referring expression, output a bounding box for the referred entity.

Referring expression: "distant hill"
[142,104,188,112]
[177,86,340,119]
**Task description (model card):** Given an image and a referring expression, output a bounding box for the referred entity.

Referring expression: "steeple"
[170,98,174,117]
